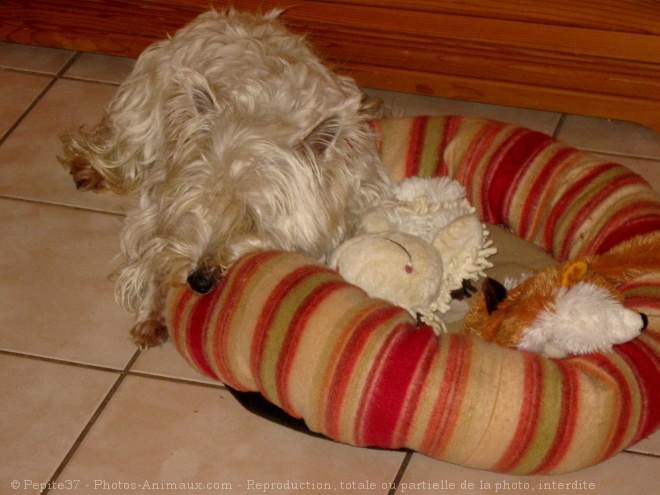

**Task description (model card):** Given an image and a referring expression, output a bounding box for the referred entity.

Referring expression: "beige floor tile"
[0,78,134,214]
[0,70,51,138]
[0,354,117,494]
[0,42,74,74]
[364,88,562,135]
[0,198,137,368]
[558,115,660,160]
[400,450,659,495]
[131,342,222,385]
[51,376,405,494]
[64,52,136,84]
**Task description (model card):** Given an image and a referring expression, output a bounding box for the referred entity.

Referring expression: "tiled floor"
[1,41,659,495]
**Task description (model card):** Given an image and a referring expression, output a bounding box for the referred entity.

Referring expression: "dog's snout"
[187,269,219,294]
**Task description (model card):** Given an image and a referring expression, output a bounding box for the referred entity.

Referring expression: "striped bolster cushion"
[167,116,660,474]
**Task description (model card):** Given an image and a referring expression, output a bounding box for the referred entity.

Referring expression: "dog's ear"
[188,78,220,116]
[303,116,341,155]
[189,83,218,115]
[172,67,220,116]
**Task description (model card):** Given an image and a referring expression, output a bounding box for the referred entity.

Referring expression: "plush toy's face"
[328,232,444,314]
[465,260,648,357]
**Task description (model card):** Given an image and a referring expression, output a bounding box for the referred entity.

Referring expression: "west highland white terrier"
[59,9,390,348]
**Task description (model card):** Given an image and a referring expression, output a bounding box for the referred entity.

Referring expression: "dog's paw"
[130,320,169,349]
[63,156,106,191]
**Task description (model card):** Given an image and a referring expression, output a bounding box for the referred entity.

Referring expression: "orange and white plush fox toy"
[464,232,659,358]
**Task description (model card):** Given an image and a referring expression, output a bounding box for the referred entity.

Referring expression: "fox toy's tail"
[590,232,660,285]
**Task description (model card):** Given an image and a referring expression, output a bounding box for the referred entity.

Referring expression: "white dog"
[59,9,390,348]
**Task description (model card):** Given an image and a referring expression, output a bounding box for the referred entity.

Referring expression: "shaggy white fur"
[59,9,391,347]
[359,176,496,314]
[519,282,645,357]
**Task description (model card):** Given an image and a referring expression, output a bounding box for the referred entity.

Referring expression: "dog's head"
[160,66,387,293]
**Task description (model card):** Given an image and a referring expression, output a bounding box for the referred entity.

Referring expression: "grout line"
[388,451,413,495]
[126,370,227,390]
[59,74,123,87]
[622,448,660,459]
[0,52,82,148]
[0,347,226,389]
[0,349,124,374]
[552,113,567,139]
[0,195,127,217]
[40,347,142,495]
[0,66,57,76]
[0,66,124,86]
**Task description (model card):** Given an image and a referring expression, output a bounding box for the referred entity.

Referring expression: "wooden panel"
[316,31,660,100]
[0,0,210,56]
[346,62,660,131]
[1,0,660,131]
[236,0,660,130]
[237,0,660,63]
[329,0,660,35]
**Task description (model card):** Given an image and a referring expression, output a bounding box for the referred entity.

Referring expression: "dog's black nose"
[641,312,649,331]
[187,270,219,294]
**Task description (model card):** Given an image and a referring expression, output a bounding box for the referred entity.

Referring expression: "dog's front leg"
[129,275,169,349]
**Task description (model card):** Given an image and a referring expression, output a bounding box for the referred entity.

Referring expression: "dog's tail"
[59,116,146,195]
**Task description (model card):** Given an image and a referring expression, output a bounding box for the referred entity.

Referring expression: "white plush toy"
[329,177,497,331]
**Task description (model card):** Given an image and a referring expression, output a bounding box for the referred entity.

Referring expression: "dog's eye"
[303,116,341,155]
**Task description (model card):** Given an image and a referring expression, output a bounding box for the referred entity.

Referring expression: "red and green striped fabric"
[167,116,660,474]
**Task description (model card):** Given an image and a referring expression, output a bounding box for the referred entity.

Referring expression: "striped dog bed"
[167,116,660,474]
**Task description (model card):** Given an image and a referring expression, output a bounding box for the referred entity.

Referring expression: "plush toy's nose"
[187,269,219,294]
